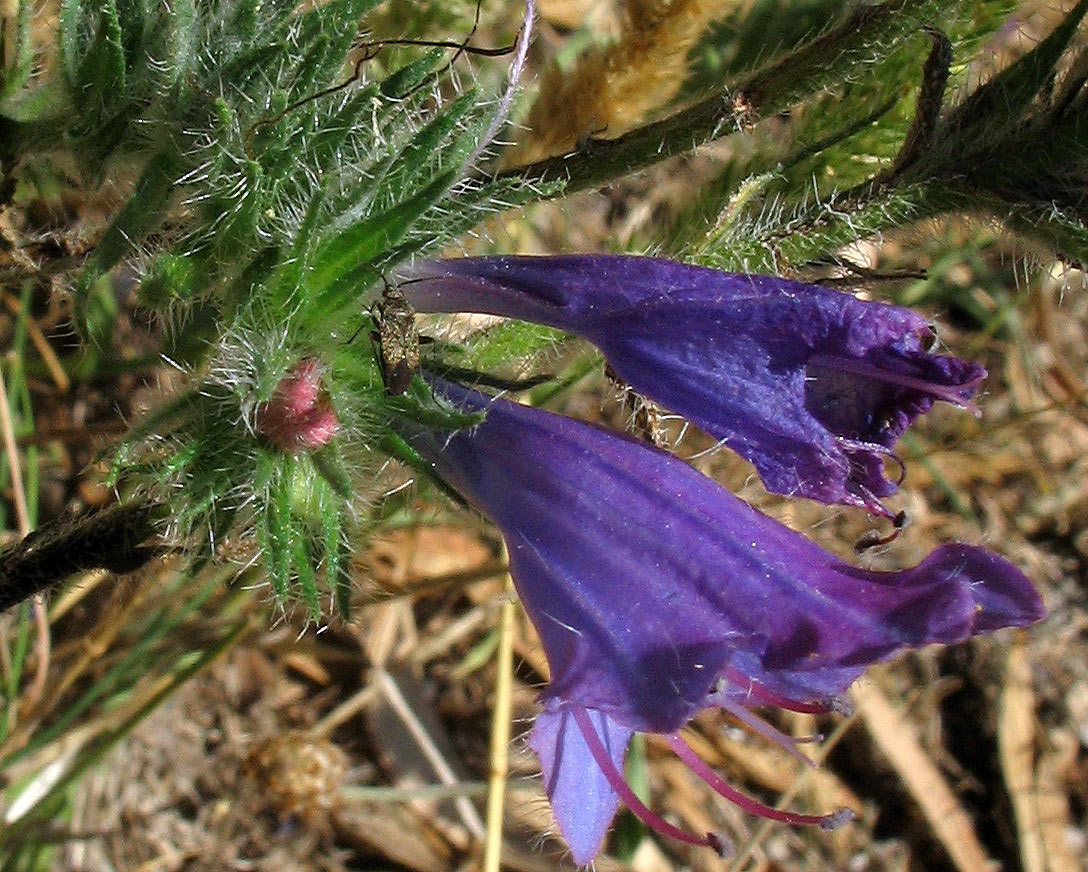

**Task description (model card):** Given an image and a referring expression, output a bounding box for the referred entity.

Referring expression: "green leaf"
[73,150,182,339]
[261,465,294,601]
[74,3,126,111]
[941,0,1088,144]
[1001,200,1088,268]
[310,169,457,308]
[384,378,486,431]
[0,0,34,98]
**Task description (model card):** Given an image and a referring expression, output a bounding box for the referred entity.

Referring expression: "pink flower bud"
[256,358,339,452]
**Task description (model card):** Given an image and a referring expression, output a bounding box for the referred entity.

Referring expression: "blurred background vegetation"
[0,0,1085,869]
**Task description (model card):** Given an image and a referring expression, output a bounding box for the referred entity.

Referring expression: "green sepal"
[58,0,92,87]
[73,3,125,114]
[107,389,200,486]
[162,0,198,92]
[260,460,294,601]
[139,252,198,309]
[380,49,442,99]
[288,0,383,103]
[370,91,479,207]
[310,443,353,500]
[314,478,351,619]
[333,558,353,620]
[292,533,322,622]
[384,377,485,432]
[227,0,259,46]
[220,246,283,321]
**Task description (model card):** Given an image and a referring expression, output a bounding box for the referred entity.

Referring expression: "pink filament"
[665,733,854,830]
[808,352,981,413]
[722,668,850,715]
[570,707,728,856]
[714,695,817,769]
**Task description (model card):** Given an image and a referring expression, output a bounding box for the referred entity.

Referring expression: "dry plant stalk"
[998,642,1081,872]
[509,0,734,164]
[854,679,996,872]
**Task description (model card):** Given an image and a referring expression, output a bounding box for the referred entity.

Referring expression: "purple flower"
[398,255,985,516]
[405,379,1043,863]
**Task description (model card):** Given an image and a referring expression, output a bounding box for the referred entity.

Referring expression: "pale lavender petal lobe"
[529,706,632,864]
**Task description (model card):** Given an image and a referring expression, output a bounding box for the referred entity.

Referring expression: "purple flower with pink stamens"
[404,379,1043,863]
[398,255,985,517]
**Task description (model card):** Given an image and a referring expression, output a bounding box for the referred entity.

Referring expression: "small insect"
[372,283,421,396]
[605,363,666,446]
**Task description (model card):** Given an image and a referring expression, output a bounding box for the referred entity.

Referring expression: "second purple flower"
[401,378,1043,863]
[398,255,985,516]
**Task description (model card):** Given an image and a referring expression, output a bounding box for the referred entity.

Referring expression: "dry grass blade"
[1034,733,1081,872]
[483,571,516,872]
[0,363,29,538]
[1,293,69,394]
[999,641,1045,872]
[998,640,1081,872]
[853,678,996,872]
[0,369,50,719]
[369,666,487,840]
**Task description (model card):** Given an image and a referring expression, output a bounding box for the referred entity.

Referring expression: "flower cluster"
[270,255,1044,862]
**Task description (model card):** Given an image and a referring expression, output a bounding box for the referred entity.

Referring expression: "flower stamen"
[665,733,855,830]
[808,353,982,412]
[855,509,910,553]
[712,695,817,769]
[570,707,730,856]
[722,669,853,715]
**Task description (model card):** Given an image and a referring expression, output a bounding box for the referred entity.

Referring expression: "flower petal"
[399,255,985,513]
[529,704,632,864]
[405,380,1044,731]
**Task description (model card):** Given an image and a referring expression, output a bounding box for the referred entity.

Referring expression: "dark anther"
[706,832,733,857]
[854,509,909,553]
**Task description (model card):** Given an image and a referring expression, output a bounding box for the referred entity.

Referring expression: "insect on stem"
[372,283,422,396]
